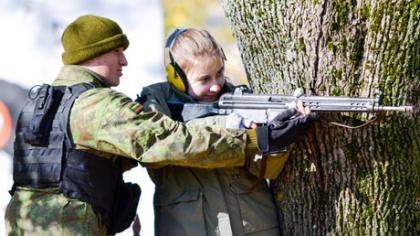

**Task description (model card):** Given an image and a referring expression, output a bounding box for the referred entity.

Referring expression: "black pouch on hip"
[108,181,141,235]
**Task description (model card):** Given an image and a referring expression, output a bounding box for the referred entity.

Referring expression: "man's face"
[184,55,225,102]
[86,47,128,86]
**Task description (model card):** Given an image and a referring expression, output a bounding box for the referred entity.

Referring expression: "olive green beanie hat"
[61,15,129,65]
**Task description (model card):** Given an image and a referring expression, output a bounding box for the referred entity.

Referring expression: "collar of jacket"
[52,65,109,88]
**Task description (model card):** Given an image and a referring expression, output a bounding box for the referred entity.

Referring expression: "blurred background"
[0,0,246,235]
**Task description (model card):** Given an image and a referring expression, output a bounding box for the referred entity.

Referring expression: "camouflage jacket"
[140,82,283,236]
[5,66,250,236]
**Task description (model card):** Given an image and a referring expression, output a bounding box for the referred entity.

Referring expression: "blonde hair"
[169,28,225,72]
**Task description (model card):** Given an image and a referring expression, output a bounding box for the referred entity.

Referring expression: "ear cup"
[166,62,187,93]
[165,28,189,93]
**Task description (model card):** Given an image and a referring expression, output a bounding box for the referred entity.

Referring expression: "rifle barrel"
[375,106,413,112]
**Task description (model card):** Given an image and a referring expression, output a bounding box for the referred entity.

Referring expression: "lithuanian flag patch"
[129,102,143,114]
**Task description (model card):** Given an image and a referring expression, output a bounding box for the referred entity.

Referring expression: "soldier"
[139,28,315,236]
[4,15,310,236]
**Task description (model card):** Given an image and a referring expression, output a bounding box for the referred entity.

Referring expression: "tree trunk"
[220,0,419,235]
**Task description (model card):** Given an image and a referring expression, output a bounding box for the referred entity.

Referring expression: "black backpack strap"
[58,83,95,150]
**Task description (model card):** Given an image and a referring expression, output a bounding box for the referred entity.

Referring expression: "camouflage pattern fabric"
[5,187,106,235]
[5,65,250,235]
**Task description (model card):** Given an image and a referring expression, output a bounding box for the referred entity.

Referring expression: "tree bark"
[221,0,419,235]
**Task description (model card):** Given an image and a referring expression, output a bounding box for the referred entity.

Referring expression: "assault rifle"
[168,87,413,127]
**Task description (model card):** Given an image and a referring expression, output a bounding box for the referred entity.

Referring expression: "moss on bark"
[221,0,419,234]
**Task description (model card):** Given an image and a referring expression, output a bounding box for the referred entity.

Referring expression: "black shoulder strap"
[58,83,95,150]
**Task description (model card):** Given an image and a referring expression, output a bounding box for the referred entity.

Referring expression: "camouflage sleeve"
[141,84,289,178]
[69,88,247,168]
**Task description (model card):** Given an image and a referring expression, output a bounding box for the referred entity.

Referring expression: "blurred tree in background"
[162,0,248,85]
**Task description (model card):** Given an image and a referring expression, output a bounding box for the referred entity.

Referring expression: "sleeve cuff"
[245,129,258,154]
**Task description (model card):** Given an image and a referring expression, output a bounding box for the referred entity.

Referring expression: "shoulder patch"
[129,102,143,114]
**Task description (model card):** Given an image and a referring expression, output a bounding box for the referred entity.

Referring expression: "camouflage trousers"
[5,187,107,236]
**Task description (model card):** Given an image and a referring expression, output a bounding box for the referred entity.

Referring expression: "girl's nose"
[209,83,221,93]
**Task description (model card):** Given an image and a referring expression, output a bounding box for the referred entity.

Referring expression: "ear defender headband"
[165,28,189,93]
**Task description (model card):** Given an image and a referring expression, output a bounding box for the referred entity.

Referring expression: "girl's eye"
[199,76,210,83]
[216,69,224,78]
[217,66,225,75]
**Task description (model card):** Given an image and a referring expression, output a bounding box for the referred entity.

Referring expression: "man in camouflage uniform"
[4,15,293,236]
[140,28,315,235]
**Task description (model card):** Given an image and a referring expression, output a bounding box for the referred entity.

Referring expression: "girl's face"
[184,55,225,102]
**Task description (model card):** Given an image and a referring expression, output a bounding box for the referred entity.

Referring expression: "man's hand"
[226,113,257,129]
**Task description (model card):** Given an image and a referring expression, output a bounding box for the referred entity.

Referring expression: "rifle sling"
[248,154,268,192]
